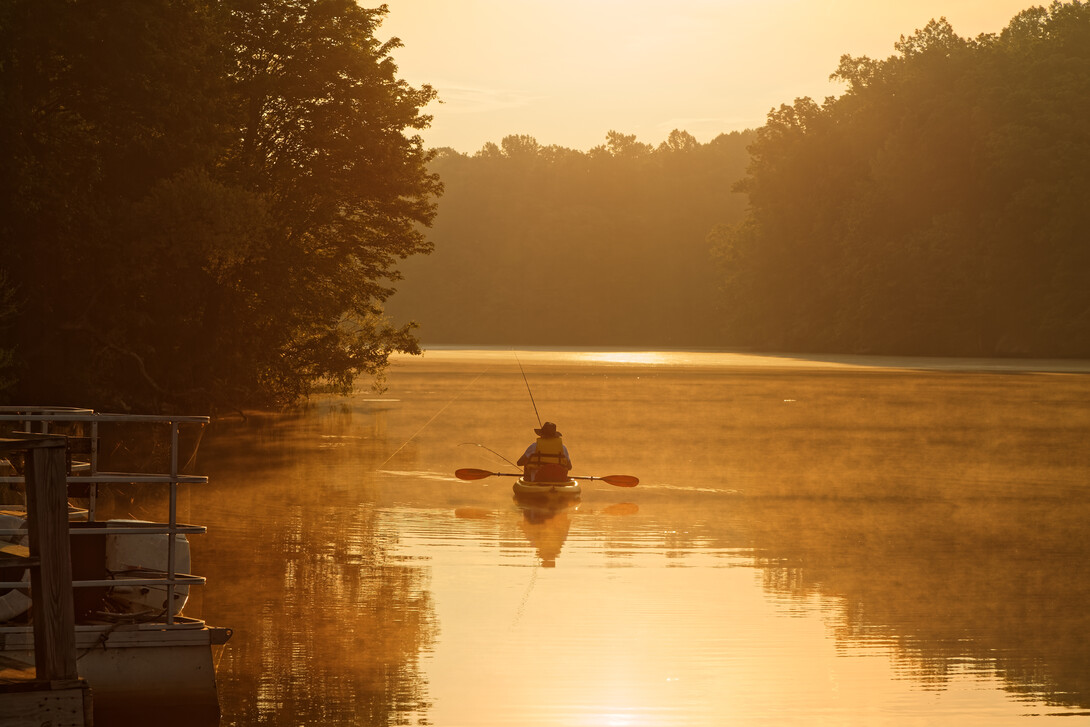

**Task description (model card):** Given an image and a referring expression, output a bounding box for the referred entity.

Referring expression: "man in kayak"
[517,422,573,482]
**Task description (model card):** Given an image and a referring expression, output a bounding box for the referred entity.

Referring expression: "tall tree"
[0,271,16,397]
[1,0,439,412]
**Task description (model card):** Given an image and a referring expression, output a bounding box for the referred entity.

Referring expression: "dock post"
[0,433,89,727]
[22,436,79,681]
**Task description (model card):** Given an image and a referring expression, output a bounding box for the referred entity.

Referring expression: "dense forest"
[715,2,1090,357]
[0,0,439,413]
[391,1,1090,358]
[386,130,753,347]
[3,2,1089,414]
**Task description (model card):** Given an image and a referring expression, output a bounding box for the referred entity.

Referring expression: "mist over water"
[187,350,1090,726]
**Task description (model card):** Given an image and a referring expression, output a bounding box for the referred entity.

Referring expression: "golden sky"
[380,0,1038,153]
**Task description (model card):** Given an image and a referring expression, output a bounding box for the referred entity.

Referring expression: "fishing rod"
[459,442,520,469]
[514,351,542,428]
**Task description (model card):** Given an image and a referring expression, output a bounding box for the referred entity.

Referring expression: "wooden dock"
[0,675,92,726]
[0,433,92,726]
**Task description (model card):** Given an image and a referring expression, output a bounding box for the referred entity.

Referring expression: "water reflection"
[195,414,437,726]
[744,497,1090,710]
[188,351,1090,725]
[515,499,576,568]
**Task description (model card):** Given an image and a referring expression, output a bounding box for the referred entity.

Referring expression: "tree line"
[386,129,753,347]
[392,2,1089,359]
[4,2,1087,414]
[0,0,439,413]
[714,1,1090,357]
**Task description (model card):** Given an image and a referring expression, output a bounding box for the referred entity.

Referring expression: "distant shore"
[395,347,1090,374]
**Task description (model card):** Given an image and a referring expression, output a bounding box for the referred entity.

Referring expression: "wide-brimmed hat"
[535,421,561,437]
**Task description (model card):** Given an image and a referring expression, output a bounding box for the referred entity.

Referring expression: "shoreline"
[394,346,1090,374]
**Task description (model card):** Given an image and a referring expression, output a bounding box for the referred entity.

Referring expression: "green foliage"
[1,0,438,412]
[385,130,754,347]
[717,2,1090,356]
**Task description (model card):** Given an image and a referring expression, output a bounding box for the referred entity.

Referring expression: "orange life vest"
[528,436,570,481]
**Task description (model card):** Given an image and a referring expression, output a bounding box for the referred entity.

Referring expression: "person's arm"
[516,443,535,466]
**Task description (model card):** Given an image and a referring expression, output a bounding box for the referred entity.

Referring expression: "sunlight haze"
[381,0,1040,152]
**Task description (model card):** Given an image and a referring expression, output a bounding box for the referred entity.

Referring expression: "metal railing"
[0,407,212,626]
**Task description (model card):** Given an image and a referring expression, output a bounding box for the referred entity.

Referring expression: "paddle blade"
[455,468,494,480]
[601,474,639,487]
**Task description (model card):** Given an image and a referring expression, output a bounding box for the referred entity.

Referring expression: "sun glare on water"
[576,351,678,366]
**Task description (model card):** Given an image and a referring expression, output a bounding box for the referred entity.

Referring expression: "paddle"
[455,468,639,487]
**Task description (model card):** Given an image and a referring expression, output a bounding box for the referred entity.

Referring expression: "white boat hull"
[0,620,230,723]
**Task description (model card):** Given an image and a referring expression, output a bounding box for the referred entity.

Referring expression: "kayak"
[512,478,582,499]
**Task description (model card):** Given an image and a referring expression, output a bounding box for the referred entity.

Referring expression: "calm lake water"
[183,350,1090,726]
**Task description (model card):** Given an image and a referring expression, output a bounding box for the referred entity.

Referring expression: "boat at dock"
[0,407,231,725]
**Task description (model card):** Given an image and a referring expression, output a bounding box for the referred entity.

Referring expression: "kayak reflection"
[515,498,577,568]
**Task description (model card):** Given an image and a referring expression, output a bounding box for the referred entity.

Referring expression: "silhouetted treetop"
[714,1,1090,357]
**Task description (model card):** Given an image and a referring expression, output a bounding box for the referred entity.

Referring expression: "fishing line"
[514,351,542,427]
[378,372,484,468]
[459,442,519,468]
[510,561,539,629]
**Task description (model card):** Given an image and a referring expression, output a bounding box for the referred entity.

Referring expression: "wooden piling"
[0,433,90,725]
[22,436,78,681]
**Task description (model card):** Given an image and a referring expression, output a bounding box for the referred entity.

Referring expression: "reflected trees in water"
[196,416,438,726]
[746,497,1090,709]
